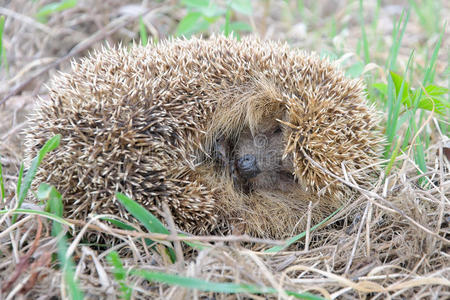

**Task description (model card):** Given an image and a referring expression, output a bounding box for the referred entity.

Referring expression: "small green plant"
[36,0,77,23]
[352,6,448,181]
[380,71,448,173]
[107,251,132,300]
[376,19,447,176]
[0,135,70,227]
[176,0,253,38]
[375,72,449,117]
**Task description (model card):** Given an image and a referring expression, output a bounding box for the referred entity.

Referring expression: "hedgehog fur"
[24,35,383,238]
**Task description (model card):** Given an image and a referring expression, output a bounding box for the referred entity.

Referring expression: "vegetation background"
[0,0,448,299]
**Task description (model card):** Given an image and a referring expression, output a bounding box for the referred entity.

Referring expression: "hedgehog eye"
[273,126,282,134]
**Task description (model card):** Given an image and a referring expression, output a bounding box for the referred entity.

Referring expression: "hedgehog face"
[213,114,298,196]
[232,123,296,194]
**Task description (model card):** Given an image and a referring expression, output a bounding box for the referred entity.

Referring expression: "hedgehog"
[24,35,383,239]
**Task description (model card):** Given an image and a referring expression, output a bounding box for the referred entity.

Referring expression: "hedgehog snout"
[236,154,261,179]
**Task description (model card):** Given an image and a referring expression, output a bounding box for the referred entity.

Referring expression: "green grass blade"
[409,0,441,34]
[410,23,445,183]
[386,9,410,71]
[39,183,63,217]
[422,22,445,87]
[400,111,413,151]
[107,251,132,300]
[36,0,77,23]
[385,136,402,176]
[15,163,24,201]
[265,206,343,253]
[224,7,231,36]
[181,0,209,9]
[56,234,84,300]
[131,269,326,300]
[409,0,426,32]
[371,0,381,31]
[0,155,5,203]
[53,222,84,298]
[405,112,427,186]
[139,17,148,46]
[12,163,24,223]
[409,24,444,114]
[230,0,253,15]
[116,193,169,235]
[38,183,64,236]
[402,24,444,183]
[297,0,304,16]
[384,52,414,158]
[0,208,73,227]
[12,134,60,223]
[103,215,210,250]
[101,216,158,248]
[41,183,83,299]
[4,183,81,299]
[329,16,337,38]
[0,15,5,68]
[413,133,427,183]
[115,193,176,262]
[228,21,252,33]
[178,233,212,250]
[358,0,369,64]
[384,74,395,155]
[101,217,138,231]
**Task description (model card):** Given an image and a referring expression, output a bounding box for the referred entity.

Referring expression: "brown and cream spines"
[24,35,383,238]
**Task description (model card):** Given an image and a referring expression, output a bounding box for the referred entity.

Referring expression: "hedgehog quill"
[24,36,383,239]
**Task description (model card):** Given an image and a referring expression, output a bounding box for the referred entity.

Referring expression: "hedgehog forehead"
[205,76,288,144]
[247,103,286,135]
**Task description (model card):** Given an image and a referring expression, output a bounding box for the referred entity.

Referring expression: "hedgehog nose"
[236,154,260,179]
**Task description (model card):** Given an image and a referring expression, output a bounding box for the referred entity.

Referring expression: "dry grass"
[0,0,449,299]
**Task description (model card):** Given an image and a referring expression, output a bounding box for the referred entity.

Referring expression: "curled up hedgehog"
[24,35,383,239]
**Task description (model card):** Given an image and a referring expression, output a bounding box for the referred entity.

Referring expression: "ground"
[0,0,449,299]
